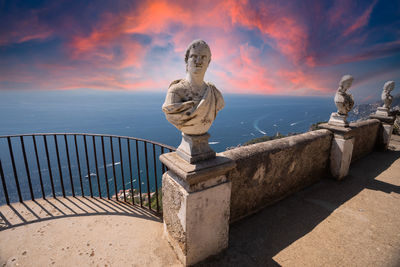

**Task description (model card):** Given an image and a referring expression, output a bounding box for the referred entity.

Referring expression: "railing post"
[319,124,355,180]
[370,114,396,151]
[370,80,397,150]
[321,75,356,180]
[160,152,235,266]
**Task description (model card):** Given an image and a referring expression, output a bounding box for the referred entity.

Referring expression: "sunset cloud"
[343,0,378,36]
[0,0,399,101]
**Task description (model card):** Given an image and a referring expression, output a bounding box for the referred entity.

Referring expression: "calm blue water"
[0,90,335,149]
[0,90,336,204]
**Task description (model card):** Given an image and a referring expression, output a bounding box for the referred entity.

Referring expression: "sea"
[0,90,336,204]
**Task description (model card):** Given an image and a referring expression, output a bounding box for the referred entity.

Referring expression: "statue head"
[185,39,211,76]
[338,75,354,93]
[383,81,395,93]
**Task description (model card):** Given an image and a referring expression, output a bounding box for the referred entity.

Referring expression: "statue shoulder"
[206,82,222,94]
[206,82,225,110]
[206,82,217,89]
[168,79,185,89]
[167,79,188,94]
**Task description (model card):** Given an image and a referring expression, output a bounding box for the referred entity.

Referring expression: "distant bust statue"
[334,75,354,115]
[381,81,394,109]
[375,81,395,117]
[162,39,224,135]
[328,75,355,127]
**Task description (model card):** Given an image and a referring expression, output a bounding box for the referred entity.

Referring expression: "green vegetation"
[150,191,162,212]
[122,188,162,212]
[243,132,297,146]
[308,121,327,131]
[243,121,328,146]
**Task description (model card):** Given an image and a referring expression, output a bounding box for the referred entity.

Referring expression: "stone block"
[330,137,354,180]
[328,112,349,127]
[370,114,395,151]
[176,133,216,164]
[160,153,235,266]
[377,123,394,150]
[376,107,390,116]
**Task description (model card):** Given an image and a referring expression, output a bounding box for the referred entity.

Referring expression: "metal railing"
[0,133,175,215]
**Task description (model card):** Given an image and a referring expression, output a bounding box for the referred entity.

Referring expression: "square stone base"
[162,172,231,266]
[328,112,349,127]
[330,137,354,180]
[177,133,216,164]
[319,123,355,180]
[375,107,390,117]
[369,113,396,151]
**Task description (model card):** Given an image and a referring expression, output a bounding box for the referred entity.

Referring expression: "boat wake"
[208,141,220,145]
[253,115,270,135]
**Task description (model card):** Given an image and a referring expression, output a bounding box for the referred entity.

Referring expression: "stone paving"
[0,197,180,266]
[1,136,399,267]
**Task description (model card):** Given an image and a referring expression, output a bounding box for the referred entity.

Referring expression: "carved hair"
[338,75,354,92]
[383,81,395,93]
[184,39,211,65]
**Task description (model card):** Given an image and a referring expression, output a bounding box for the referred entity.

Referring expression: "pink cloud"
[343,0,377,36]
[2,0,395,100]
[278,69,332,94]
[0,9,54,46]
[226,0,308,64]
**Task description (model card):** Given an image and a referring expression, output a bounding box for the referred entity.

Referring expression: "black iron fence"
[0,133,175,215]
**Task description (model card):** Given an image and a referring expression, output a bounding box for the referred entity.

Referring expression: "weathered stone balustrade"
[161,117,394,266]
[160,43,397,266]
[221,129,332,222]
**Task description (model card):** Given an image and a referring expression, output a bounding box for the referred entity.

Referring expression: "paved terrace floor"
[1,136,400,267]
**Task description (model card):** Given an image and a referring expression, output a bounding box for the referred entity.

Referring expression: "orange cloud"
[211,43,279,94]
[227,0,308,64]
[34,0,330,95]
[4,0,389,98]
[278,69,332,94]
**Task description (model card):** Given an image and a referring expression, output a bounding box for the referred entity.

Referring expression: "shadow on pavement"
[0,196,160,231]
[196,149,400,266]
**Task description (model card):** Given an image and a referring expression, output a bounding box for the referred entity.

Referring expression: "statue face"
[187,45,210,76]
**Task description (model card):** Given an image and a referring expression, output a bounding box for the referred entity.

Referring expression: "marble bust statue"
[376,81,395,116]
[382,81,395,109]
[162,40,224,163]
[162,39,224,135]
[328,75,355,126]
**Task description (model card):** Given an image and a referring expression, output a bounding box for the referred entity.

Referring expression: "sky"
[1,0,400,102]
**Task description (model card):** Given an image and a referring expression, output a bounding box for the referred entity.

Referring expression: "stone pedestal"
[328,112,349,127]
[160,153,235,266]
[375,107,390,117]
[370,113,396,150]
[320,123,355,180]
[177,133,216,164]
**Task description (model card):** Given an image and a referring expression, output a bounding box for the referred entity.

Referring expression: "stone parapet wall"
[350,119,380,162]
[221,129,332,222]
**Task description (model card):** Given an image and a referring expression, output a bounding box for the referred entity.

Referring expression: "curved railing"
[0,133,175,215]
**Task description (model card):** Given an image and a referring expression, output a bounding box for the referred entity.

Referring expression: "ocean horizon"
[0,90,336,151]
